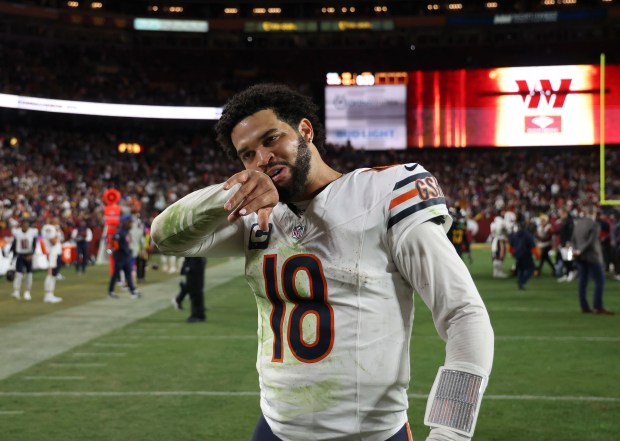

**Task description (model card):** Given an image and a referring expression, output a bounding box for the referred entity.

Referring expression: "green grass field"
[1,250,619,441]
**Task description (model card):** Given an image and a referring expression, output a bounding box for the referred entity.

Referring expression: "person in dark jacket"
[572,205,613,315]
[509,216,536,290]
[107,215,140,299]
[172,257,207,322]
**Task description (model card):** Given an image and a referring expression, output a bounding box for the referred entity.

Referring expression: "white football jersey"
[12,227,39,255]
[152,163,493,441]
[41,224,62,256]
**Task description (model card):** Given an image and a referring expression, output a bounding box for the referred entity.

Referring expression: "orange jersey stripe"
[389,188,419,210]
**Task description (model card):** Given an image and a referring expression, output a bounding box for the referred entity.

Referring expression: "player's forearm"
[151,183,240,255]
[426,427,471,441]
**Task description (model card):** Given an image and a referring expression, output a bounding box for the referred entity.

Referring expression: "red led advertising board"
[406,64,620,147]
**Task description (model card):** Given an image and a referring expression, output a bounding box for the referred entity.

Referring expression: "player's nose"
[256,147,274,168]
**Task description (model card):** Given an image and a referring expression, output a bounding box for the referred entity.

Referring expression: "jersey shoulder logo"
[249,223,273,250]
[388,167,446,229]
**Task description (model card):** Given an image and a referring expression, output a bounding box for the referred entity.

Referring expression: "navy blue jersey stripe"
[387,197,446,229]
[393,171,432,191]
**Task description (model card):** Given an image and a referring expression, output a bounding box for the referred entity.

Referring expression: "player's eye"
[263,135,278,146]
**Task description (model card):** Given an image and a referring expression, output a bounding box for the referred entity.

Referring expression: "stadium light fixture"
[91,2,102,9]
[485,1,498,7]
[67,1,79,7]
[224,8,238,14]
[0,93,222,120]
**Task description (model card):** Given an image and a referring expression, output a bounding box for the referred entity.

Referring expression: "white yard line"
[0,258,245,380]
[22,376,85,380]
[0,390,617,403]
[415,335,620,342]
[92,343,142,348]
[71,352,127,357]
[119,335,257,340]
[111,334,620,343]
[48,363,107,368]
[408,393,620,402]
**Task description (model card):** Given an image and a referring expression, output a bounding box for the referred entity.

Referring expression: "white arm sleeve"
[391,221,494,440]
[151,183,245,258]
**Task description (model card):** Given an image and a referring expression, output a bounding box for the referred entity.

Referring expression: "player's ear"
[298,118,314,144]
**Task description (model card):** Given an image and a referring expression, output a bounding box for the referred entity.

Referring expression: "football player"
[447,208,470,261]
[41,217,63,303]
[152,84,494,441]
[10,217,39,301]
[107,215,140,299]
[489,214,510,278]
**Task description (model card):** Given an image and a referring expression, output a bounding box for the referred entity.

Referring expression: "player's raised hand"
[223,170,278,231]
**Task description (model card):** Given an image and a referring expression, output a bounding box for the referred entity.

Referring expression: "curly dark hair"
[214,83,326,160]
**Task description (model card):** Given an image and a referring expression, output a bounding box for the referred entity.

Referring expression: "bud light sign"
[325,85,407,150]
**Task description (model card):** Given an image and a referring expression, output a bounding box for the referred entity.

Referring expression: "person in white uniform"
[10,217,39,301]
[41,219,64,304]
[151,84,494,441]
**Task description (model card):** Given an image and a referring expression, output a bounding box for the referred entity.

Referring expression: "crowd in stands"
[1,40,314,106]
[2,119,619,251]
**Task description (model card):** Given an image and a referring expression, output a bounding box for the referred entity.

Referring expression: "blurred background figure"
[447,207,470,263]
[10,217,38,301]
[509,214,537,291]
[108,215,140,299]
[172,257,207,323]
[41,219,63,303]
[598,211,613,275]
[161,254,180,274]
[129,212,145,283]
[535,213,556,277]
[572,205,613,315]
[556,207,577,282]
[136,225,153,283]
[71,220,93,275]
[490,214,510,278]
[612,213,620,282]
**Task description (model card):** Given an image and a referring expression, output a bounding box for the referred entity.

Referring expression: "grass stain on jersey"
[267,378,341,421]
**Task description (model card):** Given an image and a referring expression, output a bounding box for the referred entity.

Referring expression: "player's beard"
[273,135,311,203]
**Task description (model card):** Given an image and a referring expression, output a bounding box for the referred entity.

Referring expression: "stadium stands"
[1,0,619,241]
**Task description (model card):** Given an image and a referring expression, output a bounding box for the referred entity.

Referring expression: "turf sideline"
[0,258,245,380]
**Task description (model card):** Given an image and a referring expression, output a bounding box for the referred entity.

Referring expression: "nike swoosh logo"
[404,164,418,171]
